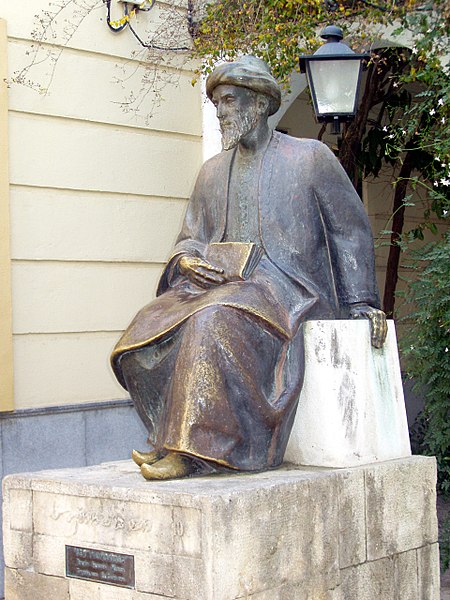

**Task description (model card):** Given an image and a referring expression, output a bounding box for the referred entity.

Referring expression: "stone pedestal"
[285,320,411,467]
[3,456,439,599]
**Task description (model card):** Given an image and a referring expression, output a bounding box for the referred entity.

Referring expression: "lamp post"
[299,26,369,134]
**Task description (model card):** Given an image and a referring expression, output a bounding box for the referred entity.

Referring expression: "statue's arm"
[312,141,379,307]
[348,302,387,348]
[157,160,223,294]
[312,142,386,347]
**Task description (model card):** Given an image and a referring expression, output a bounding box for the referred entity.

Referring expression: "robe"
[111,132,380,471]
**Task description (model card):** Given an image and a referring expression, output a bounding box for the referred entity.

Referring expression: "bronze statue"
[111,56,387,481]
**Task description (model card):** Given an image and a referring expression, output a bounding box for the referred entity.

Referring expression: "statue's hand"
[178,255,225,288]
[349,303,388,349]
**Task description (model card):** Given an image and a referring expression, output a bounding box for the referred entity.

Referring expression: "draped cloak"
[111,132,380,471]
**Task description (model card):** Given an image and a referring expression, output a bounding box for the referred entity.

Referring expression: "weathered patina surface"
[111,56,386,480]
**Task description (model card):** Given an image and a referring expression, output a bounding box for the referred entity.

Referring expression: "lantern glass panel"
[308,58,361,116]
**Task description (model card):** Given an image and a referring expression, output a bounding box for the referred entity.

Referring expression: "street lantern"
[299,26,369,134]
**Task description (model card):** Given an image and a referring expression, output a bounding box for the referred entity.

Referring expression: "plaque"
[65,545,135,588]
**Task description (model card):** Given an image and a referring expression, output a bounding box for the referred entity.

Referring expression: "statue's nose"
[216,103,226,119]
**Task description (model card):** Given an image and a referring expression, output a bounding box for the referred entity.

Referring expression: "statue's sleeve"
[156,163,210,295]
[312,142,380,308]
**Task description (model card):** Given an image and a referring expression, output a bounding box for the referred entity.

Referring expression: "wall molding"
[0,397,132,420]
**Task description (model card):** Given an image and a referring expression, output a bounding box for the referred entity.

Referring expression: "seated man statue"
[111,55,387,481]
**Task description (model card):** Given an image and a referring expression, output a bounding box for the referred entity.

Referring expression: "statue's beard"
[220,109,259,151]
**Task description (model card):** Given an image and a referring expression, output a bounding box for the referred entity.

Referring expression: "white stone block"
[285,320,411,467]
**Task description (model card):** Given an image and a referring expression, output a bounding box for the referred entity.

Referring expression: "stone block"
[2,485,34,571]
[32,491,171,551]
[67,577,171,600]
[234,577,341,599]
[338,557,395,599]
[4,568,69,600]
[135,553,205,598]
[236,587,286,599]
[33,534,66,577]
[68,578,130,600]
[285,320,411,468]
[2,457,439,600]
[2,530,33,571]
[33,534,204,599]
[172,505,203,557]
[205,472,340,599]
[134,550,176,596]
[417,543,440,600]
[392,549,418,599]
[336,469,366,568]
[7,489,32,532]
[365,456,438,560]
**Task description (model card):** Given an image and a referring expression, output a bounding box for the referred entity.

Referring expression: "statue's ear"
[256,94,270,116]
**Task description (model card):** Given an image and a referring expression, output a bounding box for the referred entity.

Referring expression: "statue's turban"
[206,55,281,116]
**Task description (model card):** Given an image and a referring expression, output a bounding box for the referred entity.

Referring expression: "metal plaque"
[65,545,135,588]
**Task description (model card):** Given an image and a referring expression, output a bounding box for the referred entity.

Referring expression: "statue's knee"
[190,306,233,331]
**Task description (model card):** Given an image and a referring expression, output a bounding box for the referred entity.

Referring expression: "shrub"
[400,234,450,496]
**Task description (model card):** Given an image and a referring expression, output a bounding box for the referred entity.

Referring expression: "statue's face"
[212,84,260,151]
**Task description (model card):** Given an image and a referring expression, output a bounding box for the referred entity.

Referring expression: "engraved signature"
[66,509,152,533]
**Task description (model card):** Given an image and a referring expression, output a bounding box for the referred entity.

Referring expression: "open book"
[205,242,263,282]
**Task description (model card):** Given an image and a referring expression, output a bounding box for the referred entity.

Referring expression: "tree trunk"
[382,152,414,316]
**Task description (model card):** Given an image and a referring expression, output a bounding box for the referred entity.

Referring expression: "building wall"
[0,1,203,411]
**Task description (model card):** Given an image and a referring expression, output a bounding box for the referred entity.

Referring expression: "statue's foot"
[132,448,164,467]
[140,452,196,481]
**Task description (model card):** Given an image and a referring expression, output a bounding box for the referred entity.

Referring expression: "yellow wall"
[0,19,14,411]
[0,2,203,409]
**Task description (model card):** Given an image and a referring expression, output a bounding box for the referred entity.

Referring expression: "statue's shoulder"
[274,131,327,154]
[202,150,228,168]
[197,149,233,179]
[273,133,336,171]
